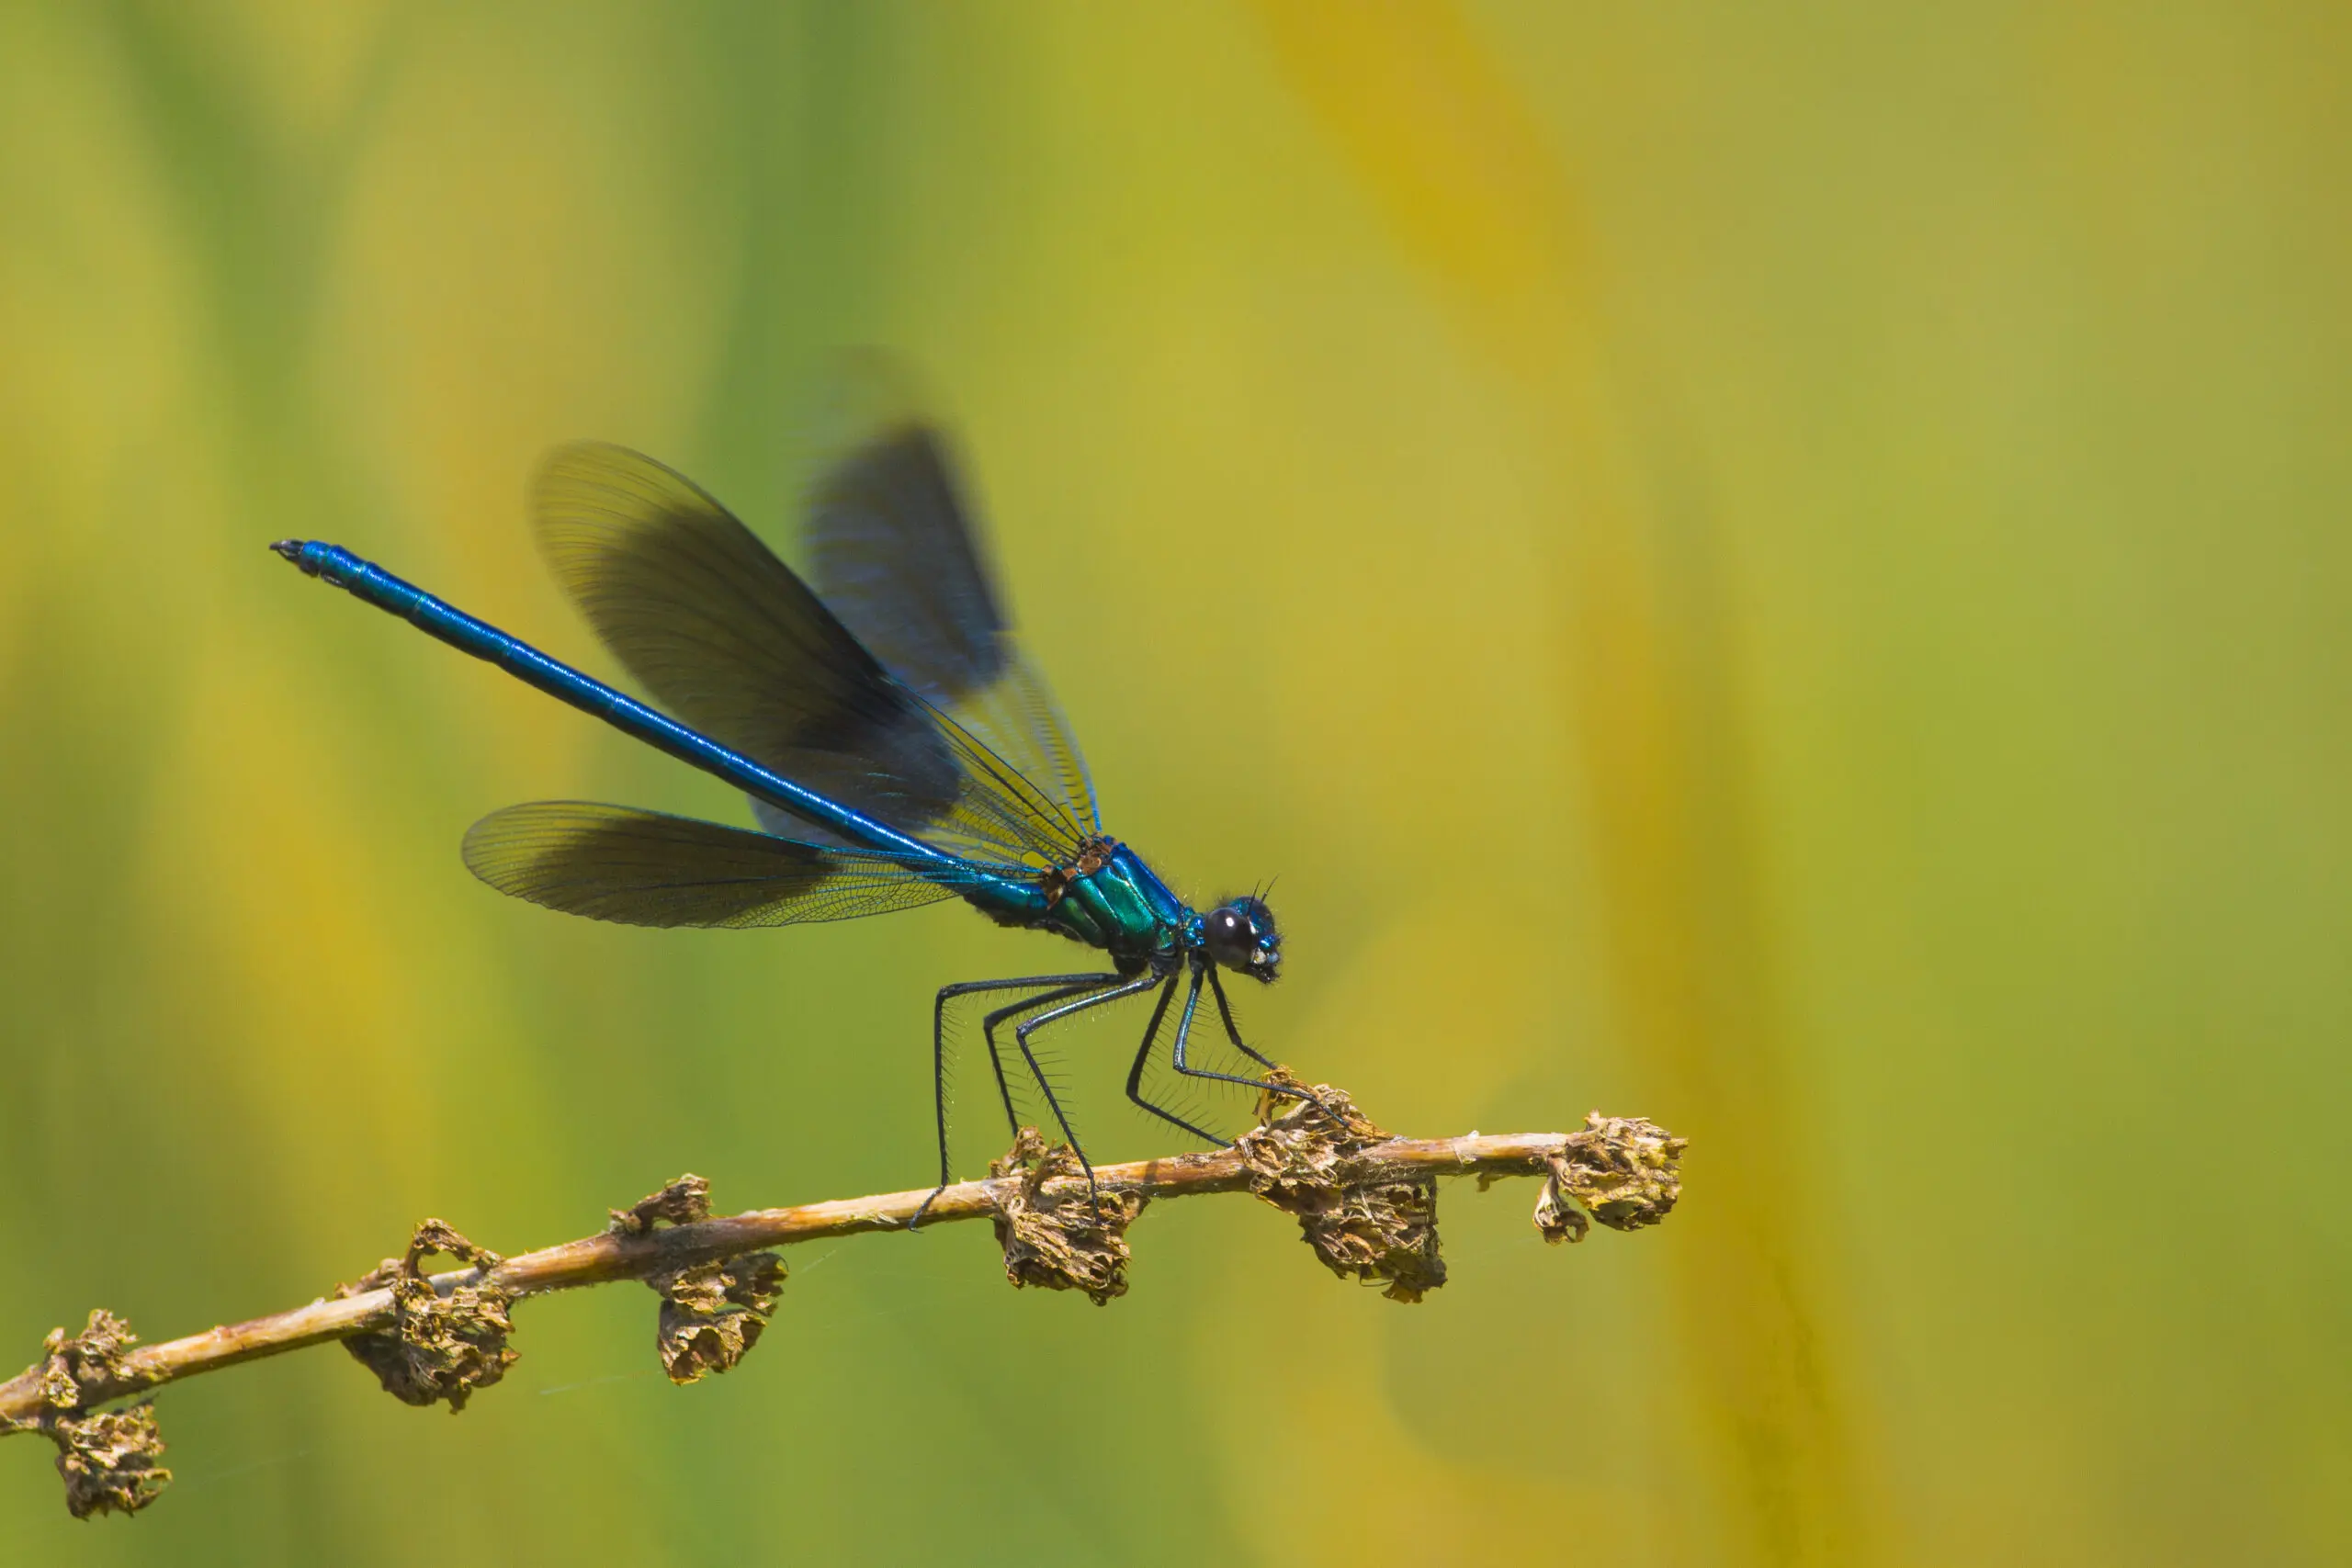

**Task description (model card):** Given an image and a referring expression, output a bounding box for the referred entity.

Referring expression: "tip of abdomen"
[268,539,321,575]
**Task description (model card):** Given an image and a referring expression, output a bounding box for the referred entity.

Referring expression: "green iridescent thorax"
[1035,840,1193,970]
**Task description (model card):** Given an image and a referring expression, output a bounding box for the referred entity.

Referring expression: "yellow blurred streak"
[0,6,200,685]
[1209,1290,1645,1561]
[1252,2,1868,1562]
[317,14,723,574]
[1300,915,1553,1132]
[161,0,392,150]
[141,621,438,1244]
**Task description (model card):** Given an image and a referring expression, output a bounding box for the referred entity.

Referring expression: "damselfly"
[275,411,1314,1218]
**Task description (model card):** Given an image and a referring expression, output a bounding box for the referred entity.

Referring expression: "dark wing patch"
[806,423,1009,699]
[802,410,1101,838]
[462,802,959,929]
[533,444,964,841]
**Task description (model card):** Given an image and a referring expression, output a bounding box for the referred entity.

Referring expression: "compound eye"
[1204,908,1250,964]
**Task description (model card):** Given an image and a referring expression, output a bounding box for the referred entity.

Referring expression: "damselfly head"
[1204,895,1281,983]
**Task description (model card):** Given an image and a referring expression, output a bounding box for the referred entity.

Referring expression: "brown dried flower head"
[1534,1112,1687,1243]
[650,1254,786,1384]
[1236,1074,1446,1303]
[6,1311,173,1518]
[51,1404,171,1519]
[337,1221,517,1413]
[609,1173,713,1236]
[989,1128,1147,1305]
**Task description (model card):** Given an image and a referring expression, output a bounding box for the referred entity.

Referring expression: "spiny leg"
[978,982,1111,1135]
[926,968,1110,1189]
[1013,972,1164,1203]
[1205,966,1282,1072]
[1125,970,1226,1145]
[1171,961,1328,1116]
[919,972,1121,1229]
[1204,965,1334,1122]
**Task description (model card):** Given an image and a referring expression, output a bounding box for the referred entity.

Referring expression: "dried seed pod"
[6,1311,173,1517]
[648,1253,786,1383]
[988,1128,1147,1305]
[608,1174,713,1236]
[1235,1076,1445,1303]
[1555,1113,1686,1233]
[337,1221,517,1413]
[51,1404,170,1519]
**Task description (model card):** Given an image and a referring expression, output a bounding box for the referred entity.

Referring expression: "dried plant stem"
[0,1129,1595,1429]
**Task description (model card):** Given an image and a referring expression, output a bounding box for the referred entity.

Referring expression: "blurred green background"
[3,3,2346,1563]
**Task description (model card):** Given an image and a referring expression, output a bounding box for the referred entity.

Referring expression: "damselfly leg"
[1124,970,1227,1144]
[1171,961,1329,1121]
[919,973,1120,1228]
[977,981,1120,1134]
[1205,966,1284,1075]
[1012,972,1165,1205]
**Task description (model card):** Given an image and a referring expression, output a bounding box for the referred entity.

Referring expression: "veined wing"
[533,444,1086,868]
[802,411,1101,839]
[461,802,981,928]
